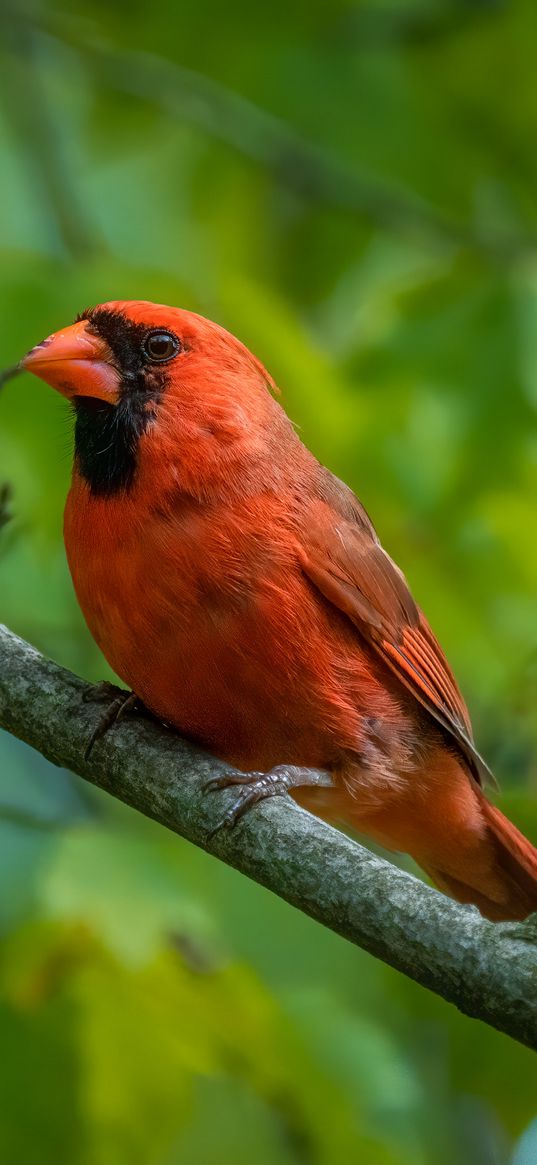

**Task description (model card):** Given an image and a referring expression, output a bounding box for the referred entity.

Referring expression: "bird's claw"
[83,684,139,760]
[493,914,537,944]
[205,770,274,836]
[204,764,333,838]
[82,680,124,706]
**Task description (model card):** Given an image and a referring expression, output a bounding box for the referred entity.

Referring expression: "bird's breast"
[64,482,371,771]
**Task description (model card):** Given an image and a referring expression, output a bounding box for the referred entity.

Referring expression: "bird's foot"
[82,682,139,760]
[493,913,537,944]
[204,764,333,837]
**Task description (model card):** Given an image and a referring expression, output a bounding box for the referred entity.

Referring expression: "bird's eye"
[143,330,181,363]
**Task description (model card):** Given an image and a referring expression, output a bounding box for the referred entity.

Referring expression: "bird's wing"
[298,478,492,786]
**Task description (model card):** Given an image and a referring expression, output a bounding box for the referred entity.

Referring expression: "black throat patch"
[73,308,168,496]
[73,396,151,495]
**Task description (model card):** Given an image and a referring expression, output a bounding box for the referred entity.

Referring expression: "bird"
[16,298,537,921]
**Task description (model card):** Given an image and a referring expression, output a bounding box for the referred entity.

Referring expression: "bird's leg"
[82,682,139,760]
[204,765,334,835]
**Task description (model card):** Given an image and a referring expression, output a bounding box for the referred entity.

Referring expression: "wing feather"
[298,483,492,786]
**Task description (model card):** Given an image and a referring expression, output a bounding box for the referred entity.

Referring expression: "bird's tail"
[422,784,537,922]
[342,749,537,922]
[308,746,537,921]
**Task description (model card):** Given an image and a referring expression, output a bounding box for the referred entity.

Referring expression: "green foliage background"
[1,0,537,1161]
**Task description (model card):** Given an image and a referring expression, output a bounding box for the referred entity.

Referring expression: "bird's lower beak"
[21,320,121,402]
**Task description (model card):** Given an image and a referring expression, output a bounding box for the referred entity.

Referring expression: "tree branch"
[1,622,536,1050]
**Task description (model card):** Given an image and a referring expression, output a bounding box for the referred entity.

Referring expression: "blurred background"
[0,0,536,1161]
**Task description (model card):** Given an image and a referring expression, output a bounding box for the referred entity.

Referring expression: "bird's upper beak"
[21,320,121,402]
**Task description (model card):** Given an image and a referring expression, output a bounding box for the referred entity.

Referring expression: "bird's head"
[18,300,290,499]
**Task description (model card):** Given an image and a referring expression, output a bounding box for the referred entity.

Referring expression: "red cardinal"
[20,300,537,920]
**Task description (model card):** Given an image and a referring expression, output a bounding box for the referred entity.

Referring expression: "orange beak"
[22,320,121,402]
